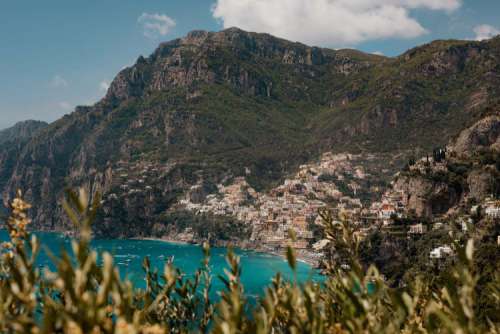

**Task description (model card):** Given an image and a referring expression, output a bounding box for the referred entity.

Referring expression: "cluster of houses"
[181,175,323,251]
[368,191,406,225]
[180,153,406,256]
[181,154,362,248]
[105,160,171,200]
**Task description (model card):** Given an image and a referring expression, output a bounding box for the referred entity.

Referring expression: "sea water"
[0,230,321,298]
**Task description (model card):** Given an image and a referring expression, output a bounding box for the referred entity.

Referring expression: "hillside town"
[100,150,499,266]
[175,153,391,262]
[177,151,500,264]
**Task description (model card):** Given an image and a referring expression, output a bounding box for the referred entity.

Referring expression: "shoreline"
[130,236,193,246]
[130,236,320,268]
[1,229,321,269]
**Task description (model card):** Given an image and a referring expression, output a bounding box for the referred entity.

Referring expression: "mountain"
[0,120,48,145]
[1,28,499,235]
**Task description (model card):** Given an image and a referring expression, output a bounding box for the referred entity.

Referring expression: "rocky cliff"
[393,114,499,218]
[450,115,500,156]
[1,28,500,236]
[0,120,48,145]
[0,120,48,216]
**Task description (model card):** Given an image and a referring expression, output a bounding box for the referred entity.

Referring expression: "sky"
[0,0,499,130]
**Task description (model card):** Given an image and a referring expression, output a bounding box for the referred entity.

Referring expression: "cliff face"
[450,115,500,157]
[106,28,358,102]
[0,120,48,145]
[393,114,500,218]
[0,121,48,215]
[393,175,460,218]
[1,28,500,235]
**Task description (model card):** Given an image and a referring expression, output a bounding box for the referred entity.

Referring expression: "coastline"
[130,236,320,268]
[1,228,321,269]
[130,236,193,246]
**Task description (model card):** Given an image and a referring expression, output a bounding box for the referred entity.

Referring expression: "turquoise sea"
[0,230,321,298]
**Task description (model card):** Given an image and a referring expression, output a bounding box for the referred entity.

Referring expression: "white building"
[430,245,453,259]
[485,201,500,219]
[409,223,426,235]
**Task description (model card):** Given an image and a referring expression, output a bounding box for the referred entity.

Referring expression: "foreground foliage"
[0,190,499,333]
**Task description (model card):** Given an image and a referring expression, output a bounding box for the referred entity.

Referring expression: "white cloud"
[399,0,460,11]
[51,75,68,88]
[372,51,385,56]
[473,24,500,41]
[58,101,72,111]
[138,13,176,39]
[212,0,461,47]
[99,81,110,93]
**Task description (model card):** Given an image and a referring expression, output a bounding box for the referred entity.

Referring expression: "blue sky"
[0,0,499,130]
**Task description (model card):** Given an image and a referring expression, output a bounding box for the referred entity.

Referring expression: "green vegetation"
[359,222,500,325]
[2,30,500,233]
[153,210,251,243]
[0,190,498,333]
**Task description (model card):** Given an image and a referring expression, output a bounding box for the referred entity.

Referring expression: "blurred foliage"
[0,189,499,333]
